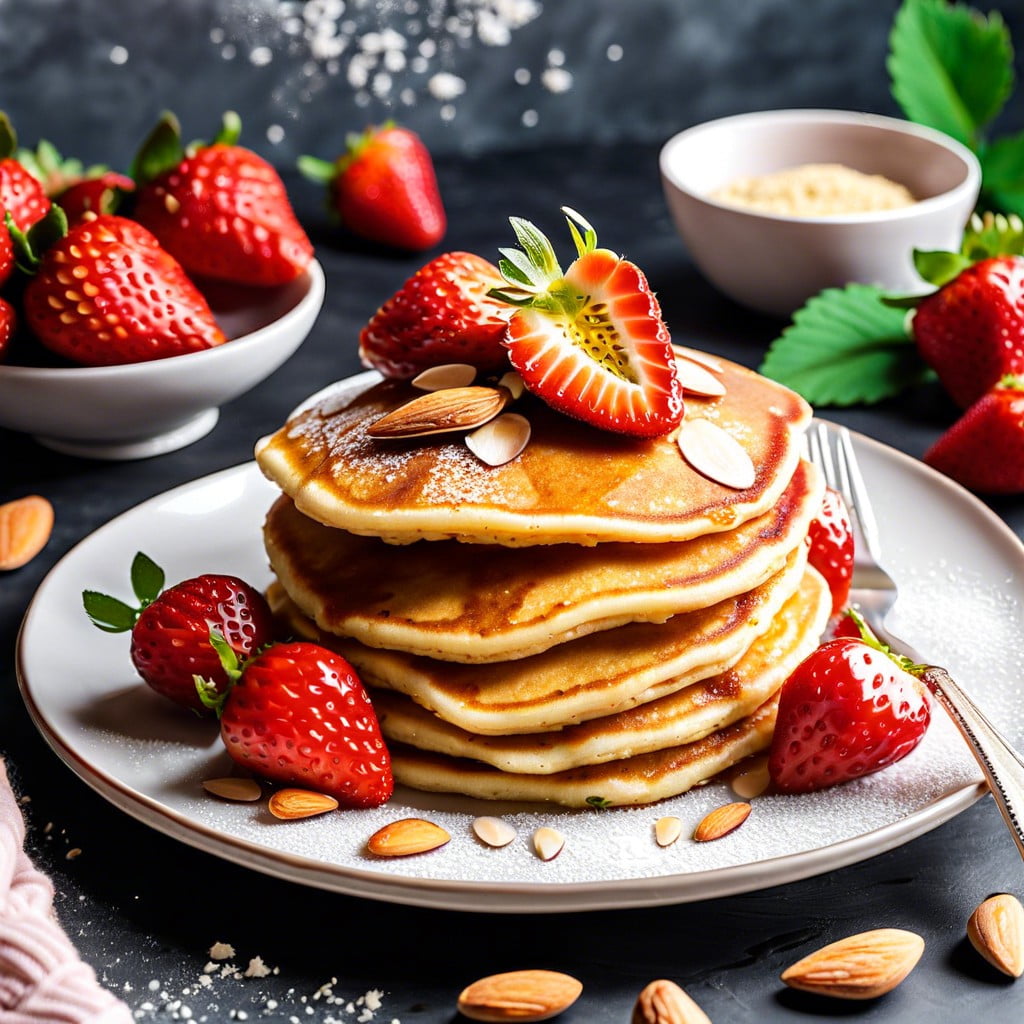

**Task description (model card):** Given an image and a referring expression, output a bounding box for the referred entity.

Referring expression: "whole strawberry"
[20,210,227,366]
[806,485,854,617]
[299,122,445,251]
[133,111,313,287]
[200,640,393,808]
[924,374,1024,494]
[359,251,511,377]
[0,113,51,232]
[56,171,135,223]
[491,208,684,437]
[912,255,1024,408]
[0,225,12,290]
[83,552,277,714]
[768,625,932,794]
[0,296,15,360]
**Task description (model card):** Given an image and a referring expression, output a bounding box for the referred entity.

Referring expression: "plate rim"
[15,425,1017,913]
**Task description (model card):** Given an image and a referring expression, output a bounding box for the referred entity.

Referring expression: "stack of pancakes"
[254,349,830,807]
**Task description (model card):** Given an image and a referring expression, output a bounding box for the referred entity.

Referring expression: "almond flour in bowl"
[711,163,916,217]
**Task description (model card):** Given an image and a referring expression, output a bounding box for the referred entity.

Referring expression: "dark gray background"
[2,0,1022,169]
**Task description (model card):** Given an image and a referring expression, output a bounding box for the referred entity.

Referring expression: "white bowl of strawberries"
[0,111,323,459]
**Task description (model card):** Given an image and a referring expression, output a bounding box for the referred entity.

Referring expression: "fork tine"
[834,426,884,567]
[806,421,838,491]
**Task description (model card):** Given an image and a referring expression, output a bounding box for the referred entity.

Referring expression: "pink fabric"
[0,759,132,1024]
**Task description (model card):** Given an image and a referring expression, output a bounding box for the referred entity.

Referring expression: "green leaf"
[129,111,183,184]
[888,0,1013,148]
[759,284,930,407]
[585,796,613,810]
[130,551,164,606]
[82,591,137,633]
[913,248,971,286]
[508,216,561,279]
[959,209,1024,259]
[296,154,335,184]
[979,133,1024,216]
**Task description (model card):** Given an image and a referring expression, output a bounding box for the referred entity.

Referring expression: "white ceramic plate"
[17,417,1022,913]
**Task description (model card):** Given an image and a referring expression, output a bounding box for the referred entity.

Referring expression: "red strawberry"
[0,296,15,360]
[491,208,684,438]
[56,171,135,223]
[0,114,51,232]
[133,111,313,287]
[21,211,227,366]
[299,123,445,251]
[0,224,12,289]
[912,255,1024,408]
[359,252,511,378]
[768,631,932,794]
[924,374,1024,494]
[201,640,393,808]
[83,552,277,715]
[806,486,854,617]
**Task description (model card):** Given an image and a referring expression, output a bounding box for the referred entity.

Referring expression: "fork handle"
[922,666,1024,862]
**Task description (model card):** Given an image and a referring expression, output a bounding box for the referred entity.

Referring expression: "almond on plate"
[366,817,450,857]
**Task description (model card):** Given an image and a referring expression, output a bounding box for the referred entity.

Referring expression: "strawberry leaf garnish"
[888,0,1012,150]
[130,111,185,185]
[82,551,165,633]
[759,284,931,406]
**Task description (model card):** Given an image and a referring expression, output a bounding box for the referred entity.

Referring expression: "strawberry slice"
[806,485,854,617]
[492,208,683,437]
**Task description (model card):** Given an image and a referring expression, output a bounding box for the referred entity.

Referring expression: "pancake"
[254,350,812,546]
[389,695,782,808]
[371,566,829,772]
[264,458,823,664]
[267,543,809,734]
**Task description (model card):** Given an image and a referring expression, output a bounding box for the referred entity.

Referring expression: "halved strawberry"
[491,208,683,437]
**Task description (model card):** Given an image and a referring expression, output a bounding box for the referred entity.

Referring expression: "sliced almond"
[676,357,726,398]
[730,754,771,800]
[457,969,582,1023]
[202,777,263,803]
[673,345,723,373]
[693,801,751,842]
[367,817,451,857]
[411,362,478,391]
[631,978,711,1024]
[780,928,925,999]
[968,893,1024,978]
[654,816,683,848]
[532,826,565,861]
[0,495,54,571]
[367,385,510,438]
[498,370,526,400]
[267,787,339,820]
[473,816,517,848]
[677,418,756,490]
[466,413,531,466]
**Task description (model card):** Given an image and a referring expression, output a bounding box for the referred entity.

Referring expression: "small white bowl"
[659,109,981,317]
[0,259,325,459]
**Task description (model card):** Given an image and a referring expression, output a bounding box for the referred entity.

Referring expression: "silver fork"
[807,419,1024,862]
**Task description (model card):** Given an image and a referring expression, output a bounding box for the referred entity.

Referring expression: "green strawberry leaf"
[912,248,972,287]
[297,155,335,184]
[130,111,184,184]
[759,284,930,407]
[888,0,1013,148]
[960,209,1024,258]
[979,131,1024,216]
[130,551,164,606]
[82,591,137,633]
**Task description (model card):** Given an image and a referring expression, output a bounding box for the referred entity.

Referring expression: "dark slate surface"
[3,2,1024,1021]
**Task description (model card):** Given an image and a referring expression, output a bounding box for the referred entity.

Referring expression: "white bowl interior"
[662,111,975,214]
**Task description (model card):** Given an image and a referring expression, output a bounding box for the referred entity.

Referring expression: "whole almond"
[677,418,756,490]
[367,817,451,857]
[631,979,711,1024]
[780,928,925,999]
[202,777,263,802]
[457,969,582,1022]
[367,386,510,438]
[968,893,1024,978]
[693,802,751,842]
[0,495,54,571]
[267,788,339,820]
